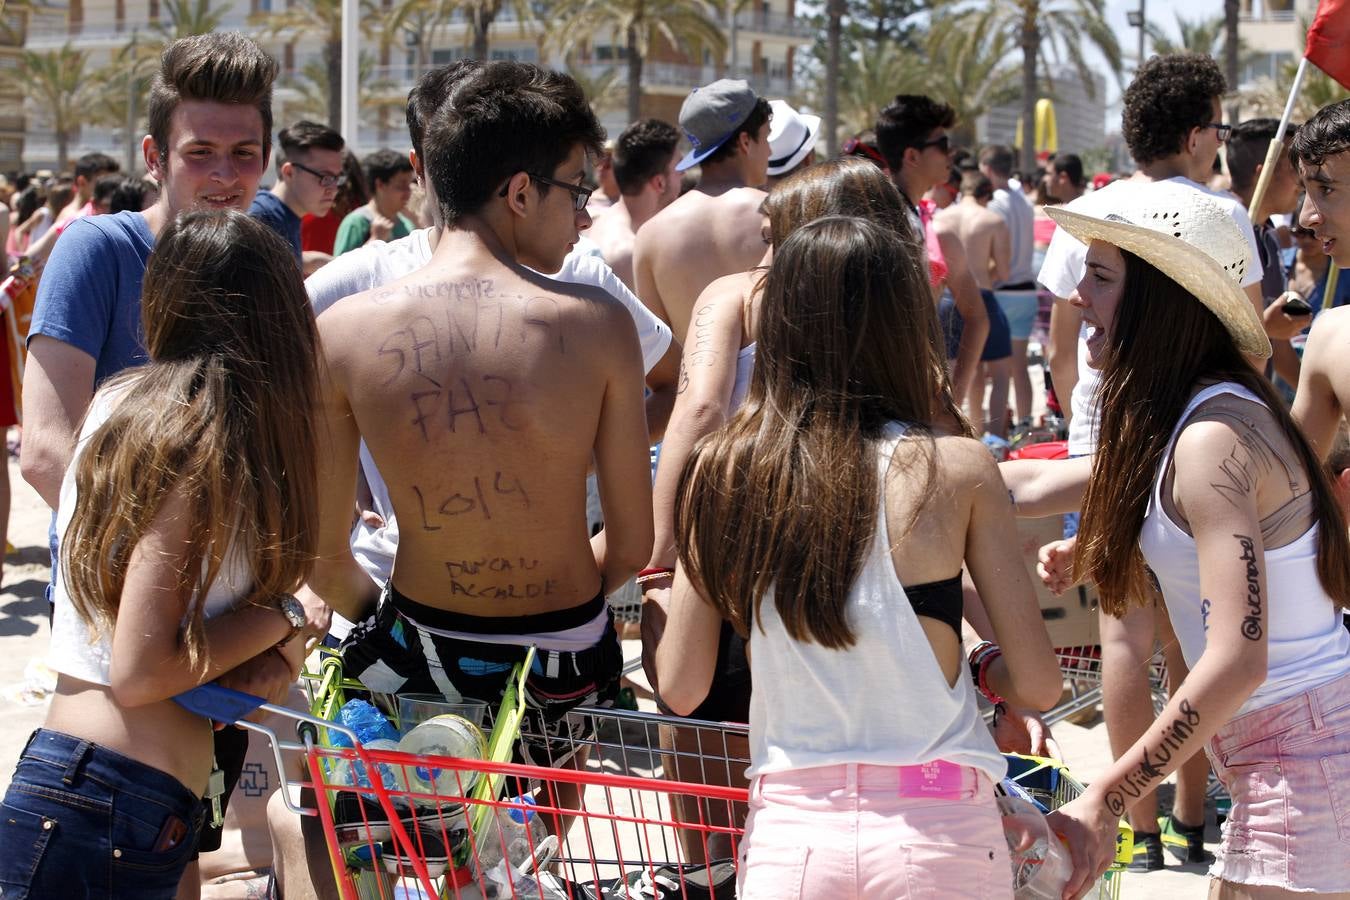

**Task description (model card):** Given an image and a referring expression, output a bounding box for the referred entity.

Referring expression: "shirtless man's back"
[587,118,682,291]
[309,62,652,738]
[633,79,773,343]
[939,173,1009,291]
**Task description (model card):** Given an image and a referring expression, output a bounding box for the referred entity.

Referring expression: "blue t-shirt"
[248,189,302,261]
[29,211,155,385]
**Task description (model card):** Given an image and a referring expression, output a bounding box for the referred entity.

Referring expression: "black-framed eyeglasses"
[289,160,348,188]
[1206,122,1233,141]
[497,172,593,212]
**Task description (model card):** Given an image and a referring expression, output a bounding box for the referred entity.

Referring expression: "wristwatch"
[275,593,306,647]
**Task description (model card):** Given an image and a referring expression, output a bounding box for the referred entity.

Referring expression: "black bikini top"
[902,573,963,637]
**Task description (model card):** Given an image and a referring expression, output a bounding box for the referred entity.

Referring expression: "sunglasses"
[1206,122,1233,141]
[841,137,888,169]
[915,134,951,154]
[498,172,593,212]
[289,160,348,189]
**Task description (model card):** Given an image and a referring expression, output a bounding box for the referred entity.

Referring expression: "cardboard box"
[1017,515,1100,649]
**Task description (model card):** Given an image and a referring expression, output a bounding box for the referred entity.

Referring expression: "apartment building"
[16,0,809,171]
[1236,0,1316,89]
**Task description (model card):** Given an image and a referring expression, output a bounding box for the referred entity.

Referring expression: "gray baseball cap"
[676,79,760,172]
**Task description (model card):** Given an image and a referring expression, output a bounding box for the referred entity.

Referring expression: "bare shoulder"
[699,270,756,305]
[893,432,998,488]
[1172,394,1286,483]
[1304,305,1350,362]
[934,433,1002,484]
[976,207,1006,230]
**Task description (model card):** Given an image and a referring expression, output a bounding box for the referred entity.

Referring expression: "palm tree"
[1145,12,1223,57]
[1,43,108,169]
[832,41,925,136]
[381,0,462,74]
[463,0,538,61]
[1242,56,1350,124]
[1145,11,1256,71]
[548,0,726,123]
[252,0,378,129]
[150,0,229,41]
[284,52,399,132]
[925,8,1021,147]
[565,59,627,119]
[955,0,1122,172]
[823,0,844,156]
[1224,0,1239,120]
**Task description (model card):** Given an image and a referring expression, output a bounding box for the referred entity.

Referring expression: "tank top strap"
[1150,382,1267,513]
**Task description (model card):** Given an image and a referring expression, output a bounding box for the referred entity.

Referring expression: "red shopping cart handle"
[174,683,268,725]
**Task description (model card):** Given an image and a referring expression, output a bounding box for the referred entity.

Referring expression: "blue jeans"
[0,729,204,899]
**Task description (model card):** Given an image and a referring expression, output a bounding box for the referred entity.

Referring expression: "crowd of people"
[0,28,1349,900]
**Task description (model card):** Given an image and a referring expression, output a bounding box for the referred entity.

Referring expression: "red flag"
[1306,0,1350,90]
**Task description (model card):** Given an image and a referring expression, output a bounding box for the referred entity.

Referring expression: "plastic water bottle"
[475,795,552,874]
[396,714,488,801]
[998,795,1073,900]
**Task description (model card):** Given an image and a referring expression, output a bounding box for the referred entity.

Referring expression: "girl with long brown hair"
[1034,181,1350,898]
[0,209,327,897]
[653,214,1061,897]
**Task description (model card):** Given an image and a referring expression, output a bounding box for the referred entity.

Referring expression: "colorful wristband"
[636,567,676,585]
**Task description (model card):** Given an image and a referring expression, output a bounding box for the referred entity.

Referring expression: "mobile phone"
[1283,295,1313,316]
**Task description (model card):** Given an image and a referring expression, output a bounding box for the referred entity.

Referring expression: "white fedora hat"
[1045,181,1271,358]
[767,100,821,177]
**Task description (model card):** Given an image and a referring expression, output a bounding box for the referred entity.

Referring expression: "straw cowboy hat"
[1045,181,1271,358]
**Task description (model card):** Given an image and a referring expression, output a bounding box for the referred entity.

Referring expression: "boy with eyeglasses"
[306,61,653,784]
[248,119,345,263]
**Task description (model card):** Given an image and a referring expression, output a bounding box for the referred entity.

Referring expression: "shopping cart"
[1046,645,1170,726]
[177,659,1128,900]
[1000,755,1133,900]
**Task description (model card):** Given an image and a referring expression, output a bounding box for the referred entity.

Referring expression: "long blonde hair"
[62,209,320,674]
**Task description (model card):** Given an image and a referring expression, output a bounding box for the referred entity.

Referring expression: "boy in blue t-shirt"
[247,120,345,264]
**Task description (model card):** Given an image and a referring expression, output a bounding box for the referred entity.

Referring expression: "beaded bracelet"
[967,640,1006,705]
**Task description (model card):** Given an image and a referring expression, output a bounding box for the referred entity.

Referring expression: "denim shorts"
[1206,668,1350,892]
[0,729,205,899]
[993,289,1040,340]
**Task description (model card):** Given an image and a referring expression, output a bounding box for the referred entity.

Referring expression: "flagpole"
[1249,56,1310,224]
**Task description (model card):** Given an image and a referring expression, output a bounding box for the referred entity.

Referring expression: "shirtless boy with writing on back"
[309,62,653,760]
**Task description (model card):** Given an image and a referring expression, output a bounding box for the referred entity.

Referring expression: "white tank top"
[48,387,253,687]
[746,422,1006,781]
[1139,383,1350,716]
[727,342,757,413]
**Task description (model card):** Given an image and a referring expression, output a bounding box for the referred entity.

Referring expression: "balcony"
[733,10,806,39]
[25,10,255,48]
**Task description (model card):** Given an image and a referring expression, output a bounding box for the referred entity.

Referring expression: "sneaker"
[1159,814,1214,865]
[607,861,737,899]
[332,790,435,846]
[333,790,399,844]
[381,823,450,878]
[1127,831,1166,872]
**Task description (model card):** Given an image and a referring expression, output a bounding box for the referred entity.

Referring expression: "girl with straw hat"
[1036,180,1350,897]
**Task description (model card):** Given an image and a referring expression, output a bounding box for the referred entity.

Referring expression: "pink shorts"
[1206,668,1350,892]
[737,762,1013,899]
